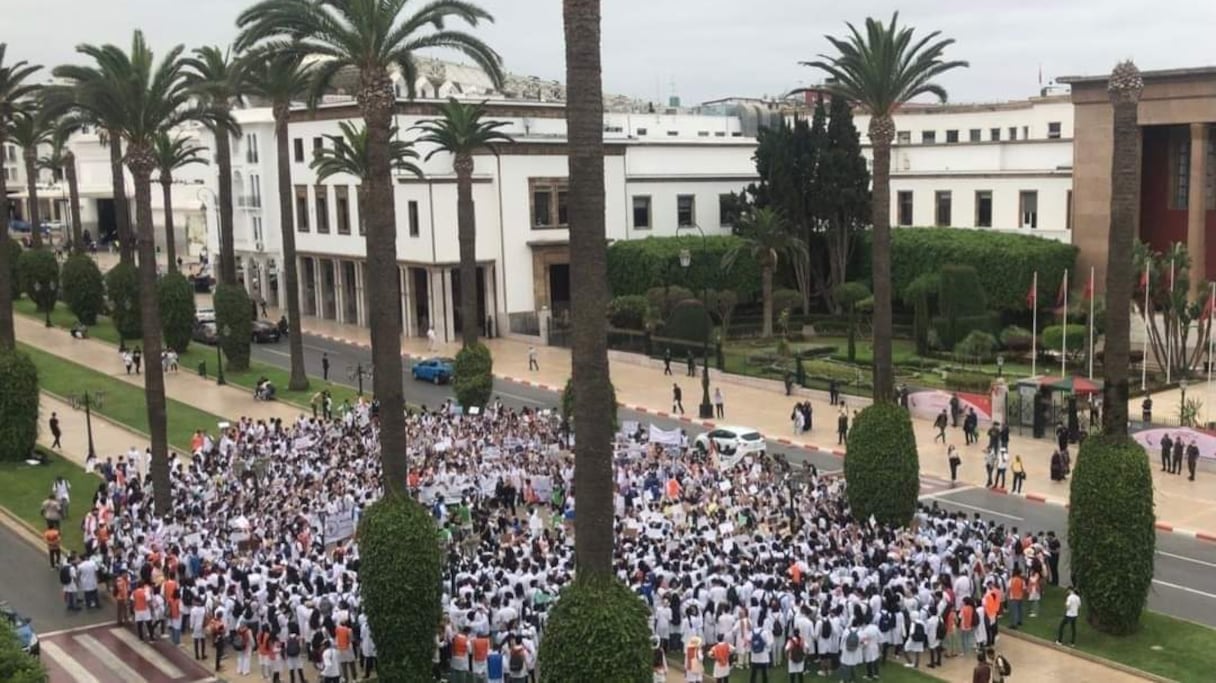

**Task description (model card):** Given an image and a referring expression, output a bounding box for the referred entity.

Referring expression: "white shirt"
[1064,592,1081,617]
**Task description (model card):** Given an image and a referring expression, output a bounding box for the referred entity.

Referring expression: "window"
[897,191,914,226]
[335,186,351,235]
[294,185,309,232]
[408,200,420,237]
[252,216,263,245]
[249,175,262,207]
[896,131,911,144]
[714,131,726,137]
[975,191,993,227]
[921,131,936,144]
[532,189,552,227]
[636,127,648,136]
[1170,133,1190,209]
[557,190,568,225]
[697,131,709,137]
[1008,127,1017,141]
[666,131,678,137]
[990,128,1001,142]
[245,134,259,163]
[1022,125,1029,140]
[530,178,568,229]
[358,190,366,235]
[719,194,738,227]
[315,185,330,233]
[293,138,304,163]
[1048,122,1062,139]
[935,191,952,227]
[677,195,695,227]
[1207,134,1216,210]
[969,129,982,142]
[1019,190,1038,228]
[1066,190,1073,231]
[632,196,651,229]
[312,137,324,152]
[946,129,959,143]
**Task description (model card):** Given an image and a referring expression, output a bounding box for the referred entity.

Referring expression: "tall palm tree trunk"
[107,130,134,264]
[274,104,308,391]
[0,131,14,349]
[215,122,237,286]
[564,0,614,577]
[455,152,479,347]
[160,178,177,272]
[1103,64,1143,435]
[761,263,774,338]
[22,149,42,249]
[359,74,407,497]
[126,147,172,515]
[65,151,83,252]
[868,117,895,402]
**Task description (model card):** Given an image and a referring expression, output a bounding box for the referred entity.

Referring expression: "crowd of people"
[40,396,1069,682]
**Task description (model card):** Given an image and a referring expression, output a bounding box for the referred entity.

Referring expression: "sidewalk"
[38,392,158,466]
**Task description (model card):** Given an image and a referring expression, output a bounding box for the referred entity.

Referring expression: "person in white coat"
[903,614,927,668]
[815,611,839,677]
[747,625,772,682]
[925,610,943,669]
[861,618,883,679]
[784,628,809,681]
[837,618,865,681]
[320,639,341,683]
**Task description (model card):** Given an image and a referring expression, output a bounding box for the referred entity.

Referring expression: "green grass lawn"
[19,342,226,453]
[16,298,359,410]
[1013,585,1216,681]
[0,449,99,553]
[678,654,939,683]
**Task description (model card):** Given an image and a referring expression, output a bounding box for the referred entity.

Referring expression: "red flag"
[1139,269,1149,289]
[1083,270,1094,301]
[1026,281,1037,308]
[1203,291,1215,322]
[1056,272,1068,308]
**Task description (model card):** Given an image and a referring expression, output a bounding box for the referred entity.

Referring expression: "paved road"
[0,524,110,633]
[39,622,214,683]
[250,333,1216,627]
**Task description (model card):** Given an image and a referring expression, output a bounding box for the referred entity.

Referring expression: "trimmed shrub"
[561,378,618,433]
[844,403,919,527]
[607,295,650,330]
[772,287,802,316]
[645,285,693,323]
[3,238,21,301]
[904,273,939,356]
[938,264,987,348]
[705,289,739,337]
[17,248,59,312]
[214,284,253,372]
[453,342,493,409]
[104,261,142,341]
[537,575,651,683]
[953,330,998,363]
[0,350,39,463]
[932,313,997,349]
[608,235,762,300]
[1068,435,1155,634]
[358,495,443,681]
[158,271,196,353]
[662,299,712,343]
[0,618,45,682]
[1042,324,1087,354]
[943,371,994,393]
[835,281,871,363]
[61,253,105,325]
[1000,325,1034,352]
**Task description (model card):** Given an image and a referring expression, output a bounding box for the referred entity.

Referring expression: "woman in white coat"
[784,628,809,680]
[903,614,927,668]
[837,618,866,677]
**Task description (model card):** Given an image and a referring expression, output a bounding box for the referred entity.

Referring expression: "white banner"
[322,509,357,543]
[649,425,683,447]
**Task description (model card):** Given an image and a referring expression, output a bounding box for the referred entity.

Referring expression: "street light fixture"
[996,354,1005,378]
[347,363,373,396]
[676,225,714,420]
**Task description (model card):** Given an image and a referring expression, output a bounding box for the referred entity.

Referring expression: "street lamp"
[677,224,713,420]
[1180,378,1189,426]
[996,354,1005,378]
[216,324,231,386]
[347,363,373,396]
[197,188,219,261]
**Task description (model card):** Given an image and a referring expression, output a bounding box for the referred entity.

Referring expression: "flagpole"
[1208,281,1214,425]
[1088,266,1095,379]
[1167,259,1175,384]
[1062,269,1069,377]
[1142,262,1150,391]
[1031,272,1038,378]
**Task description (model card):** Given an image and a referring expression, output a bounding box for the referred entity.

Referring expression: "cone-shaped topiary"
[844,402,919,526]
[537,575,652,683]
[61,253,105,325]
[105,261,142,341]
[214,284,253,372]
[158,271,196,353]
[0,349,39,462]
[1068,434,1155,634]
[453,342,493,409]
[17,248,59,312]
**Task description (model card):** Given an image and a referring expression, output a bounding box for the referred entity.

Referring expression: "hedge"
[932,313,997,349]
[358,495,442,681]
[158,271,196,353]
[61,253,105,325]
[856,228,1077,311]
[943,370,996,393]
[938,264,987,348]
[662,299,712,343]
[844,403,919,526]
[453,342,493,409]
[1000,325,1033,352]
[1042,324,1087,353]
[214,284,253,372]
[0,350,39,463]
[609,235,762,300]
[1068,435,1155,634]
[561,378,618,433]
[953,330,998,362]
[104,261,142,341]
[17,249,59,312]
[607,295,650,330]
[537,575,652,683]
[0,619,45,683]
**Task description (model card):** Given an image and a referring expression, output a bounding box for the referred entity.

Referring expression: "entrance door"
[548,263,571,315]
[96,199,117,244]
[412,267,430,335]
[450,266,488,337]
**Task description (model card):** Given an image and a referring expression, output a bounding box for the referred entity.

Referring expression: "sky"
[6,0,1216,105]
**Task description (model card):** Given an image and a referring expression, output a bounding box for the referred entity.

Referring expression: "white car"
[694,426,766,467]
[195,308,216,324]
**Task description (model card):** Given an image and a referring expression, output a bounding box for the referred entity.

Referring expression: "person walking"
[672,384,685,415]
[686,350,696,377]
[949,393,961,427]
[713,387,725,419]
[1187,440,1200,481]
[1054,586,1080,647]
[528,346,539,372]
[132,346,142,374]
[934,409,948,443]
[43,526,61,569]
[837,409,849,446]
[995,449,1009,489]
[40,493,62,530]
[122,349,133,374]
[321,352,330,381]
[971,652,991,683]
[49,412,62,449]
[984,448,997,488]
[663,348,673,375]
[947,444,961,484]
[1011,455,1026,493]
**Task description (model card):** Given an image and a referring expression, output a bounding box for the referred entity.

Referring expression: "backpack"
[844,629,860,653]
[878,611,894,633]
[913,623,928,644]
[751,630,766,655]
[509,646,526,675]
[936,618,946,641]
[996,654,1013,676]
[771,618,783,638]
[819,619,832,640]
[230,630,247,651]
[788,637,805,664]
[59,565,72,586]
[285,636,301,658]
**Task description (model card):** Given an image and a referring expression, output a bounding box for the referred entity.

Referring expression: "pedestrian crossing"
[40,623,215,683]
[918,475,957,496]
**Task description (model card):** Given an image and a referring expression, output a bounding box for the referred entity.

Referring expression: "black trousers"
[1056,615,1077,644]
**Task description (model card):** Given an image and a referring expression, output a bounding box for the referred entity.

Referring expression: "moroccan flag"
[1056,271,1069,308]
[1139,268,1149,290]
[1203,289,1215,322]
[1026,278,1037,308]
[1083,269,1094,301]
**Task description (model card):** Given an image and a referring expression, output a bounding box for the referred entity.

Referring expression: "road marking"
[77,633,149,683]
[112,627,185,678]
[1153,579,1216,600]
[41,623,113,638]
[260,348,290,358]
[1156,550,1216,570]
[42,640,102,683]
[921,493,1024,521]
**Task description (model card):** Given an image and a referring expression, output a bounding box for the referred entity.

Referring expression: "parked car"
[693,425,767,465]
[192,321,219,346]
[411,357,455,384]
[195,307,216,324]
[1,602,39,657]
[251,319,281,343]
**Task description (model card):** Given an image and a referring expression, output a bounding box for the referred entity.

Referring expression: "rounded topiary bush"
[358,494,442,682]
[608,294,650,330]
[0,350,39,463]
[214,284,253,372]
[537,575,651,683]
[844,402,919,527]
[453,342,493,409]
[18,248,59,312]
[61,253,105,325]
[1068,434,1155,634]
[561,378,618,433]
[158,271,196,353]
[105,261,142,341]
[663,299,712,342]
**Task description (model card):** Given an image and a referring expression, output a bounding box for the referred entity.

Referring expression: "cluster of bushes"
[607,235,761,300]
[0,350,39,463]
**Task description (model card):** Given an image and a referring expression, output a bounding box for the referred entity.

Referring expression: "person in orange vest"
[43,526,61,569]
[113,572,130,626]
[958,597,977,655]
[1007,568,1026,630]
[450,626,472,683]
[470,631,491,682]
[132,581,152,642]
[335,618,357,682]
[982,582,1003,646]
[163,575,181,645]
[710,633,734,682]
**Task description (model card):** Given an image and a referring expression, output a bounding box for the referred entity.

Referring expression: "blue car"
[411,357,454,384]
[1,602,38,657]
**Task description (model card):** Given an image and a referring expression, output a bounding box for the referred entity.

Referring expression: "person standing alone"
[528,346,540,371]
[672,384,685,415]
[49,412,62,449]
[663,348,673,375]
[713,387,725,419]
[321,352,330,381]
[1055,586,1080,647]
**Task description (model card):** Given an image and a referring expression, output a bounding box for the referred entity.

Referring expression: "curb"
[0,504,51,553]
[1000,627,1175,683]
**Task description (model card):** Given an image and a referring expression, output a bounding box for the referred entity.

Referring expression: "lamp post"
[197,187,219,261]
[1180,378,1189,426]
[996,354,1005,378]
[216,324,231,386]
[347,363,373,396]
[677,224,713,420]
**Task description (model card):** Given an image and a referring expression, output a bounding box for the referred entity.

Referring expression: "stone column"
[1189,123,1209,297]
[401,266,414,337]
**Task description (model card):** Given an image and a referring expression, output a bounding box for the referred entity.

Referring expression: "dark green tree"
[158,271,196,353]
[844,402,919,526]
[937,264,987,348]
[17,249,59,312]
[60,253,105,325]
[0,617,45,682]
[105,261,141,342]
[903,273,938,356]
[214,283,253,372]
[538,575,651,683]
[3,239,22,303]
[835,281,871,362]
[816,94,871,310]
[452,342,493,409]
[0,349,38,463]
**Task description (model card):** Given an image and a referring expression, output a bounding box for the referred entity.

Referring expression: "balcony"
[236,195,262,210]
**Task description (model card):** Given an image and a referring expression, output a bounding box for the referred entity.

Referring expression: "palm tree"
[37,125,84,252]
[152,131,208,272]
[56,31,218,516]
[8,106,54,249]
[722,207,808,339]
[0,44,41,349]
[1103,61,1143,435]
[183,46,247,286]
[805,13,967,402]
[244,52,314,392]
[415,98,512,347]
[312,121,423,188]
[237,0,504,497]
